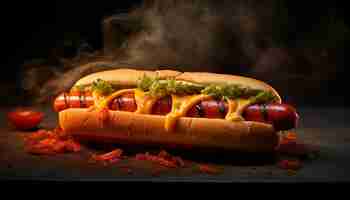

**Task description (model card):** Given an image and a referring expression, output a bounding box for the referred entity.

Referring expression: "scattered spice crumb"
[198,164,222,174]
[285,131,297,141]
[23,128,81,155]
[90,149,123,164]
[134,150,185,168]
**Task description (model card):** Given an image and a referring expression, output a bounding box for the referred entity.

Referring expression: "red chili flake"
[24,129,81,155]
[134,150,184,168]
[157,158,178,168]
[172,156,185,167]
[285,131,297,141]
[277,159,302,170]
[135,153,147,160]
[198,164,221,174]
[275,131,315,156]
[158,150,171,159]
[91,149,123,163]
[66,139,82,152]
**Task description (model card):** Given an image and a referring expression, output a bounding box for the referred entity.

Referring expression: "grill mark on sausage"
[218,100,227,116]
[63,93,68,108]
[79,91,85,108]
[117,97,122,110]
[195,103,204,117]
[261,104,269,121]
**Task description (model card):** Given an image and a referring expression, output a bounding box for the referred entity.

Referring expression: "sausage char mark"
[108,92,137,112]
[186,99,228,119]
[53,91,94,112]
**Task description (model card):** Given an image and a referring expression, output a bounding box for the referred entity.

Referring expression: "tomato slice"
[7,108,44,130]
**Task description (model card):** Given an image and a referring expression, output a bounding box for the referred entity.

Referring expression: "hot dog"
[55,68,299,153]
[54,92,298,131]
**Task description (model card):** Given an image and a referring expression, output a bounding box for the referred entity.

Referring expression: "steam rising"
[22,0,344,104]
[120,0,276,73]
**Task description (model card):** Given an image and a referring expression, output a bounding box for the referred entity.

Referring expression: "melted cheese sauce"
[134,89,161,114]
[93,89,136,110]
[164,94,211,132]
[225,99,252,122]
[92,89,253,132]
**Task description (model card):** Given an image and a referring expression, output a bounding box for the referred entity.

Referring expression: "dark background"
[0,1,348,106]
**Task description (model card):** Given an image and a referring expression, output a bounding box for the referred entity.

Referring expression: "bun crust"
[60,68,283,152]
[73,68,281,103]
[59,108,279,153]
[74,69,182,87]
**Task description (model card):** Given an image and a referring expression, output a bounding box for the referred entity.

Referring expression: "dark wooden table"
[1,105,349,182]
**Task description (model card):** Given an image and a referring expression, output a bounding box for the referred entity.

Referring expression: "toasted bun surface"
[74,69,182,87]
[59,108,279,153]
[73,68,282,103]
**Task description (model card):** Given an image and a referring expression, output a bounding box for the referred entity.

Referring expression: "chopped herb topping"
[137,75,204,97]
[91,78,113,96]
[250,91,278,104]
[137,75,278,103]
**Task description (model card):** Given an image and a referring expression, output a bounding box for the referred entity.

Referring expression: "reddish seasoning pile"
[88,148,222,176]
[90,148,124,164]
[135,150,185,168]
[23,128,81,155]
[276,132,308,156]
[22,128,320,176]
[275,132,303,173]
[275,131,320,174]
[197,164,221,174]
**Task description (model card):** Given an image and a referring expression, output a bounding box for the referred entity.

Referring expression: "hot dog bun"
[74,68,281,103]
[59,109,278,153]
[59,68,283,152]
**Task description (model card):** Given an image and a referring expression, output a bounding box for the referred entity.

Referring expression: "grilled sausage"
[53,93,298,130]
[242,103,299,131]
[53,91,94,112]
